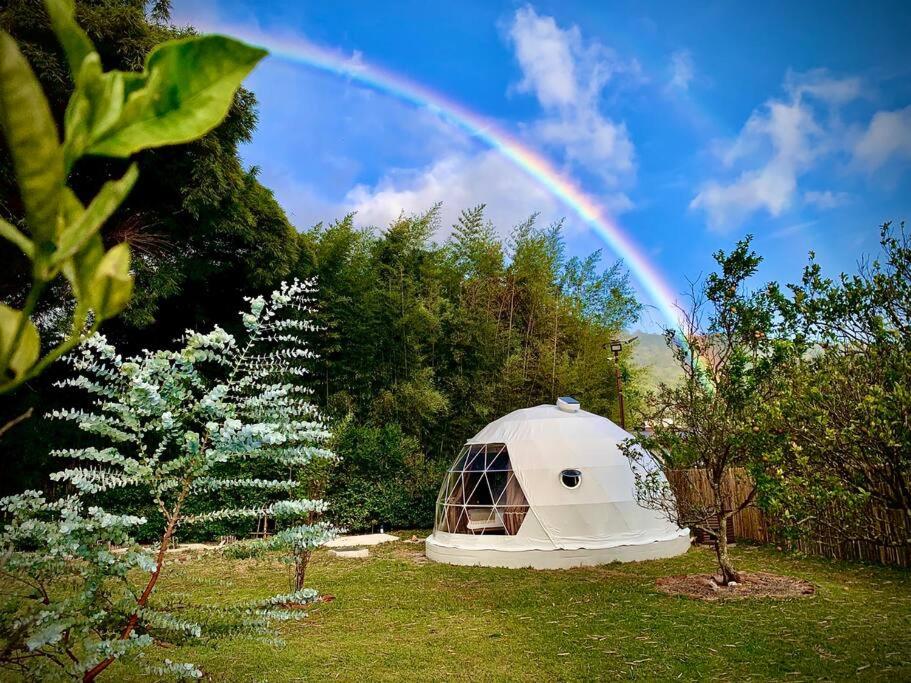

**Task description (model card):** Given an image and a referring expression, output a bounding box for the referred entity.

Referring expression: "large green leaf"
[54,164,138,264]
[63,56,140,170]
[90,242,133,320]
[43,0,95,81]
[0,31,63,250]
[0,304,41,381]
[86,35,267,157]
[61,231,102,304]
[59,187,85,226]
[62,233,132,321]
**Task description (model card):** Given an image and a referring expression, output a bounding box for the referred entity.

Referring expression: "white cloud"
[721,99,823,169]
[803,189,851,209]
[508,7,580,108]
[256,110,627,239]
[853,106,911,171]
[691,162,799,229]
[507,6,637,189]
[345,49,367,73]
[534,113,635,184]
[691,70,860,232]
[785,68,863,105]
[667,50,694,91]
[342,148,631,239]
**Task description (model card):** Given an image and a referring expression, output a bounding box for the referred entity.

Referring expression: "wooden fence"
[666,468,911,568]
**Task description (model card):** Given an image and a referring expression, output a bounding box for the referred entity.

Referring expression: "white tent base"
[425,534,691,570]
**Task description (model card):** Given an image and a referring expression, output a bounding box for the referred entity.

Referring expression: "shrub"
[326,421,442,531]
[0,280,336,680]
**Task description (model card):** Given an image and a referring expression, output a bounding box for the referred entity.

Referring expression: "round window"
[560,469,582,489]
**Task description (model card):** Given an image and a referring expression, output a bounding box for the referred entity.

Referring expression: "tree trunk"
[714,512,741,585]
[505,277,516,366]
[294,549,311,592]
[83,505,183,681]
[0,407,34,443]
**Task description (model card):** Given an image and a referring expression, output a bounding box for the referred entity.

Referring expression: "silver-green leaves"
[0,0,266,392]
[1,280,334,679]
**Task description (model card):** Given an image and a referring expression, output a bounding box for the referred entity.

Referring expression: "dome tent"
[425,398,690,569]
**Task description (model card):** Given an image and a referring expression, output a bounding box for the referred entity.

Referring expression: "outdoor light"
[607,340,626,428]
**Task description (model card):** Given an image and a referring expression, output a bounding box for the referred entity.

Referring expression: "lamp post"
[608,340,625,429]
[607,337,637,430]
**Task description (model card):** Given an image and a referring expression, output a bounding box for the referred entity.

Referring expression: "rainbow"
[191,22,685,331]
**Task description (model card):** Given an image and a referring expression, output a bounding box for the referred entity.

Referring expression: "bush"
[326,421,443,531]
[0,280,335,680]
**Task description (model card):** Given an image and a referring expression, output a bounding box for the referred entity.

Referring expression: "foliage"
[0,0,265,393]
[770,221,911,547]
[222,450,338,592]
[0,492,157,681]
[325,421,441,531]
[3,202,643,527]
[620,236,800,584]
[0,280,336,680]
[296,206,642,528]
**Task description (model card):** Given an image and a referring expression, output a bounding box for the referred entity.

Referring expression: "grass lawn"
[115,536,910,682]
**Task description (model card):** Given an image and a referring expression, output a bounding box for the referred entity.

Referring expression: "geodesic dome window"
[434,443,529,535]
[560,469,582,489]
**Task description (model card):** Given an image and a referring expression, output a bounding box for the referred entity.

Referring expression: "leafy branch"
[0,0,266,393]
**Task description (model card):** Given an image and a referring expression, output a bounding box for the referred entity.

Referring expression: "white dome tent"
[425,398,690,569]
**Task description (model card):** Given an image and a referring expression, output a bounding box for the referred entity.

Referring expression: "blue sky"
[173,1,911,330]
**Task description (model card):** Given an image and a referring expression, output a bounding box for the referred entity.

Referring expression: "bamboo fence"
[667,468,910,568]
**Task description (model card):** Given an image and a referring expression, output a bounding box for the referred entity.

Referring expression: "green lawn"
[117,537,909,682]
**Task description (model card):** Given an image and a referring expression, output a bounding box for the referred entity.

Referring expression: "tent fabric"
[501,466,527,535]
[426,403,689,568]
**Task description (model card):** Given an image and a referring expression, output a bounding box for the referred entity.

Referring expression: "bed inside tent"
[435,443,529,536]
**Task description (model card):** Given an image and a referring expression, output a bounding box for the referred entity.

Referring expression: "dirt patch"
[656,572,816,601]
[404,550,430,565]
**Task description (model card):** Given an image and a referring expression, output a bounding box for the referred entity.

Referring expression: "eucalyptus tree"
[0,280,337,680]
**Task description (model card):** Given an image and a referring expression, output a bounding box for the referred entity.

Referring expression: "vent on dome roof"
[557,396,580,413]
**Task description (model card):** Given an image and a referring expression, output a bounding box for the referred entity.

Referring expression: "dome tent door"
[434,443,529,535]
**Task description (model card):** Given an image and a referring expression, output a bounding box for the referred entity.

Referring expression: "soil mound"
[656,572,816,601]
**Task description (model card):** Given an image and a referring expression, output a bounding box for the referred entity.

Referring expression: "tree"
[772,221,911,548]
[1,0,300,365]
[621,236,798,584]
[0,280,337,680]
[227,518,337,593]
[0,0,266,393]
